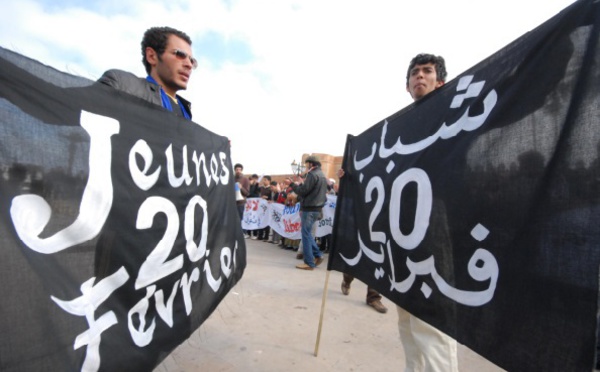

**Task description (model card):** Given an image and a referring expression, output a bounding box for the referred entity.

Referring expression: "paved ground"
[155,238,505,372]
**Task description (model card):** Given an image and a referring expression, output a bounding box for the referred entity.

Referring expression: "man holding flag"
[396,53,458,372]
[338,53,458,371]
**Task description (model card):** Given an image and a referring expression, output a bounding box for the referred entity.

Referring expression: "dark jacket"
[98,69,192,119]
[290,166,327,211]
[248,183,261,198]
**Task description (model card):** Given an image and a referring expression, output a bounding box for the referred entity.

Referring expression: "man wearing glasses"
[99,26,196,119]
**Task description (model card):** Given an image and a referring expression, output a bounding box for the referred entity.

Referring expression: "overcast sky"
[0,0,577,175]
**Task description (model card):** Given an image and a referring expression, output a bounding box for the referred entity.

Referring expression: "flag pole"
[314,269,331,356]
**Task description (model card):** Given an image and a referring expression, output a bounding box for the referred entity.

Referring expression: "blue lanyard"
[145,76,191,120]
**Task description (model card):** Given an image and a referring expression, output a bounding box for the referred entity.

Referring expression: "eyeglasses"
[172,49,198,69]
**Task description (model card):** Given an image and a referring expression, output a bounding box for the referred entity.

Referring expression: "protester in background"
[247,174,261,239]
[268,181,286,246]
[281,178,300,251]
[99,26,195,119]
[318,178,337,254]
[248,174,261,199]
[283,192,301,253]
[281,178,294,195]
[257,176,272,241]
[326,178,336,195]
[233,164,250,224]
[288,156,327,270]
[274,181,288,205]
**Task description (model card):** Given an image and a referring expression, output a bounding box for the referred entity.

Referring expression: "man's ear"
[436,81,445,88]
[145,47,158,67]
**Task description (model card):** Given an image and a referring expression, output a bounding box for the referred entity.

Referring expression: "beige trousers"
[397,306,458,372]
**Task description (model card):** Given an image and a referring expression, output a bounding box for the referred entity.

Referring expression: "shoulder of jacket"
[98,69,162,98]
[98,69,152,90]
[98,69,136,82]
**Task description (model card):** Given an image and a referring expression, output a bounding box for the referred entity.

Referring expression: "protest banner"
[242,195,337,240]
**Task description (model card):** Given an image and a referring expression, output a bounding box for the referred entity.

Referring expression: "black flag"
[329,0,600,370]
[0,47,246,371]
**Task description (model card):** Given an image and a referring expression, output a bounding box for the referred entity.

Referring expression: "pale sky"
[0,0,577,175]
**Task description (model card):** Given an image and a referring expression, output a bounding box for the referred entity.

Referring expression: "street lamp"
[290,159,305,176]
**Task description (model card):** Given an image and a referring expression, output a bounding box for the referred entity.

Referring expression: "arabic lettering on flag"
[328,0,600,370]
[0,47,246,371]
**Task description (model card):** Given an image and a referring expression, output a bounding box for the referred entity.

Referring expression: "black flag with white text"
[329,0,600,371]
[0,47,246,371]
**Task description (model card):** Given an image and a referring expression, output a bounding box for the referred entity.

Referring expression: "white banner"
[242,195,336,239]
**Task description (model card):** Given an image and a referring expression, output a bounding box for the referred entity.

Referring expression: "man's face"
[406,62,444,101]
[235,167,243,176]
[147,35,194,97]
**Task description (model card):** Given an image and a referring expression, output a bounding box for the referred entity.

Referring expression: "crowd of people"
[234,162,339,260]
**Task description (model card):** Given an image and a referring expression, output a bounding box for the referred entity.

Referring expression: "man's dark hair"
[141,26,193,74]
[270,181,278,186]
[405,53,447,86]
[263,175,272,181]
[234,163,243,170]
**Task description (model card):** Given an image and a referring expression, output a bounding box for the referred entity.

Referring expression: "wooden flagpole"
[314,269,331,356]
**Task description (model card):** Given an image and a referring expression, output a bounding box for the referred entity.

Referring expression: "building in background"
[268,153,342,186]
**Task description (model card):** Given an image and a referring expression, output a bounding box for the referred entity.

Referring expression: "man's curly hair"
[405,53,447,86]
[141,27,193,74]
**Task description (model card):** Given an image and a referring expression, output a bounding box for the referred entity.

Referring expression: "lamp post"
[290,159,305,176]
